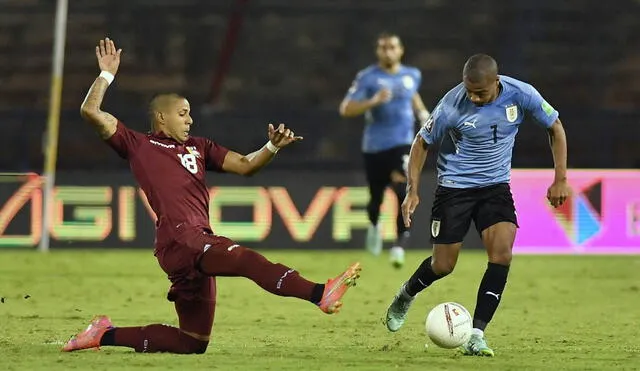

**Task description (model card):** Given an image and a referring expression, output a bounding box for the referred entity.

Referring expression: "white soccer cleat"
[389,246,405,269]
[366,224,383,256]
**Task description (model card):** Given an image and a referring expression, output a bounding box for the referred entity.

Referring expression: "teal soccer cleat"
[384,284,414,332]
[460,333,495,357]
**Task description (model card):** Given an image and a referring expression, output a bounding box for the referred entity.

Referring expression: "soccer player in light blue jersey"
[384,54,570,356]
[339,33,431,268]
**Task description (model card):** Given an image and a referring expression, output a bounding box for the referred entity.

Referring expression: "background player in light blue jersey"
[384,54,570,356]
[339,33,431,268]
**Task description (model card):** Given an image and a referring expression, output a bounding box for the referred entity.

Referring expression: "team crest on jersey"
[186,146,201,158]
[402,75,415,90]
[431,219,441,238]
[505,105,518,123]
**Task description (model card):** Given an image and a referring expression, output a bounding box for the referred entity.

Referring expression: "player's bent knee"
[432,243,461,275]
[431,259,455,276]
[181,332,210,354]
[432,264,454,276]
[192,341,209,354]
[183,340,209,354]
[488,249,513,266]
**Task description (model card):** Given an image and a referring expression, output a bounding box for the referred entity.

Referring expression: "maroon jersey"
[105,121,229,250]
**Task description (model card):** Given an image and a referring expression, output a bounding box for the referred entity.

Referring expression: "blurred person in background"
[339,32,431,268]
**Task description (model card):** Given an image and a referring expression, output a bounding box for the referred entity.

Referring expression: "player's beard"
[380,59,397,70]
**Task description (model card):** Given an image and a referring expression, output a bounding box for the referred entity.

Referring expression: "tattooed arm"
[80,77,118,139]
[80,38,122,140]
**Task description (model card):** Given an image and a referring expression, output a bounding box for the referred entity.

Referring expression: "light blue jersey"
[345,65,421,153]
[419,75,559,188]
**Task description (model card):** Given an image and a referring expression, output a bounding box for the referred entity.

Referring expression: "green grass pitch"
[0,249,639,370]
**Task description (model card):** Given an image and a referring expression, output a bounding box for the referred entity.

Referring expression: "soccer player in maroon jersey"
[62,38,361,354]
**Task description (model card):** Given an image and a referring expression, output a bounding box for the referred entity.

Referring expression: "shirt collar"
[149,130,181,144]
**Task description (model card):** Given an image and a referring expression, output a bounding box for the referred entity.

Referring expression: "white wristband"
[265,141,280,154]
[99,71,115,85]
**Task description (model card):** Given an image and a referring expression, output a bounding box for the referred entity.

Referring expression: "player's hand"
[546,179,571,208]
[401,192,420,228]
[268,123,303,149]
[95,37,122,75]
[371,88,392,105]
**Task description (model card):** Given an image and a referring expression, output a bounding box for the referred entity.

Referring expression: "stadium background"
[0,0,639,252]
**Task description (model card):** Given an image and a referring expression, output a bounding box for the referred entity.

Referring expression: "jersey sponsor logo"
[376,78,390,87]
[505,104,518,122]
[431,218,441,238]
[149,140,175,149]
[541,100,555,116]
[463,119,477,129]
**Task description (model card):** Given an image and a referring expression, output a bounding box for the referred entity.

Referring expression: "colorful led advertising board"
[1,170,638,254]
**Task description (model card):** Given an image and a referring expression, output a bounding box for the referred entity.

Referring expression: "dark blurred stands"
[0,0,638,171]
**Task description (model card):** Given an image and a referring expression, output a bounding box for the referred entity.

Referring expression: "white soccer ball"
[425,302,473,349]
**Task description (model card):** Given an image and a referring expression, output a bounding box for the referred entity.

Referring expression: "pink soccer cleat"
[62,315,113,352]
[318,262,362,314]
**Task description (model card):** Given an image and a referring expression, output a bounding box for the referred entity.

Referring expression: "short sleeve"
[344,71,371,101]
[418,101,451,145]
[105,121,145,159]
[414,69,422,89]
[204,139,230,172]
[521,84,559,128]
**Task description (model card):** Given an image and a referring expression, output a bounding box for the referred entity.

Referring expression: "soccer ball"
[425,302,473,349]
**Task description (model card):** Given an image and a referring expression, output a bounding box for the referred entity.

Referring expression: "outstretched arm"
[80,38,122,140]
[222,123,303,176]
